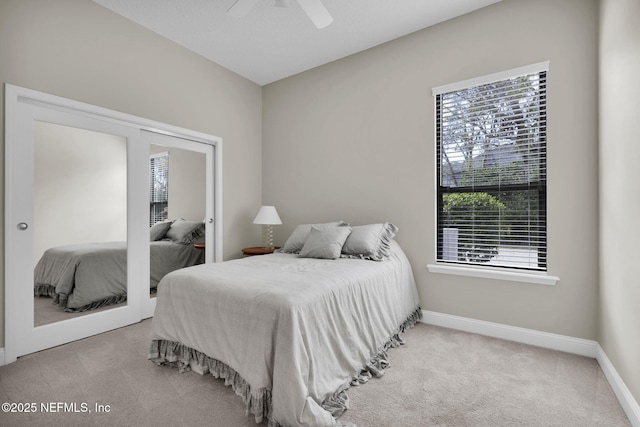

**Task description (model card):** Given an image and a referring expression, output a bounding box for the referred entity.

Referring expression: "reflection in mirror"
[148,144,206,301]
[33,121,127,326]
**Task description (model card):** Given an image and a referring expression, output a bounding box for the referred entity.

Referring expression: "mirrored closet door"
[6,99,146,361]
[33,121,129,328]
[4,85,222,363]
[141,131,216,319]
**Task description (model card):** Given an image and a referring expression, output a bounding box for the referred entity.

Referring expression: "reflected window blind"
[149,152,169,226]
[433,63,548,271]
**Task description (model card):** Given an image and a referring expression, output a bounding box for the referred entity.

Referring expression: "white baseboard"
[597,344,640,427]
[419,310,639,427]
[0,348,5,367]
[420,309,598,357]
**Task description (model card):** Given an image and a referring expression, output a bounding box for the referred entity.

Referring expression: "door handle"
[17,222,28,231]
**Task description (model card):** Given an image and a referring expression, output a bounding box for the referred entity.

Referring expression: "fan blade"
[296,0,333,29]
[226,0,260,18]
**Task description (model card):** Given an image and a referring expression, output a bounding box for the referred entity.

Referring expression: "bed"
[34,219,205,312]
[148,222,421,427]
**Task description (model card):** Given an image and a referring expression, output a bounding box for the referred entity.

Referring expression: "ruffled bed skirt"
[34,284,57,298]
[148,306,423,426]
[34,284,157,313]
[35,284,127,312]
[149,339,273,423]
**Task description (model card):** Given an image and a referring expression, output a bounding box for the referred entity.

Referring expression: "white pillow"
[341,222,398,261]
[280,221,349,254]
[299,225,352,260]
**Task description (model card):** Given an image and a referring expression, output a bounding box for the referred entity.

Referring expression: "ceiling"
[92,0,501,86]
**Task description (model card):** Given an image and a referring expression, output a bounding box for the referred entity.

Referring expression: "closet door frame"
[4,84,223,364]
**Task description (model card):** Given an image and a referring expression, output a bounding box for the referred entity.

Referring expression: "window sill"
[426,263,559,286]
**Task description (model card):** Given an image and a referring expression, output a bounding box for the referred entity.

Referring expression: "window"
[433,62,548,271]
[150,152,169,226]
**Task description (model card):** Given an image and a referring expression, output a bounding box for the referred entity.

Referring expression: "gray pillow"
[341,222,398,261]
[165,219,205,244]
[299,225,353,260]
[280,221,349,254]
[150,220,173,241]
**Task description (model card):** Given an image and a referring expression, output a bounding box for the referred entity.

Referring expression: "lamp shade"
[253,206,282,225]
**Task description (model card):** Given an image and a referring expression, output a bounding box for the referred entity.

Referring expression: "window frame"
[431,61,552,275]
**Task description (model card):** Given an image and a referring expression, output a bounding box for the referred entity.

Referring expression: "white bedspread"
[149,240,419,426]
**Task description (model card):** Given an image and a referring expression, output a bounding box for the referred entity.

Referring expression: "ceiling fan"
[226,0,333,29]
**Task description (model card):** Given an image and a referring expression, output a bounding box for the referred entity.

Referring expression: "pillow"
[299,225,352,260]
[280,221,349,254]
[341,222,398,261]
[149,220,173,241]
[165,219,205,244]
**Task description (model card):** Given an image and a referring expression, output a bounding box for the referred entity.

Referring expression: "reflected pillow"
[299,225,352,260]
[150,220,173,241]
[165,219,205,244]
[341,222,398,261]
[280,221,349,254]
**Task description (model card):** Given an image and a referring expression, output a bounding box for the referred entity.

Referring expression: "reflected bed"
[34,240,204,312]
[34,219,206,312]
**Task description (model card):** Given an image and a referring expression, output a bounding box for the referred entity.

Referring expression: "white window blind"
[149,152,169,226]
[433,63,548,271]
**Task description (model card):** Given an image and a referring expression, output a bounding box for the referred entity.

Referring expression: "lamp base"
[262,224,275,249]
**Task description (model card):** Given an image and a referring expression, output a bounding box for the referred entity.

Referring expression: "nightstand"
[242,246,280,256]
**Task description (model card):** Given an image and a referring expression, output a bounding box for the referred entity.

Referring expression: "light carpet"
[0,319,630,426]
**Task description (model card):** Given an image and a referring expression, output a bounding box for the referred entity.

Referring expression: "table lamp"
[253,206,282,249]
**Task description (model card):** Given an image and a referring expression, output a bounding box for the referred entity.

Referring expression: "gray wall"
[0,0,263,346]
[599,0,640,405]
[263,0,599,340]
[34,122,128,264]
[150,145,206,223]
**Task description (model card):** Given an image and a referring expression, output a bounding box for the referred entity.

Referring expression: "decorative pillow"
[149,220,173,241]
[165,219,205,244]
[280,221,349,254]
[341,222,398,261]
[299,225,352,260]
